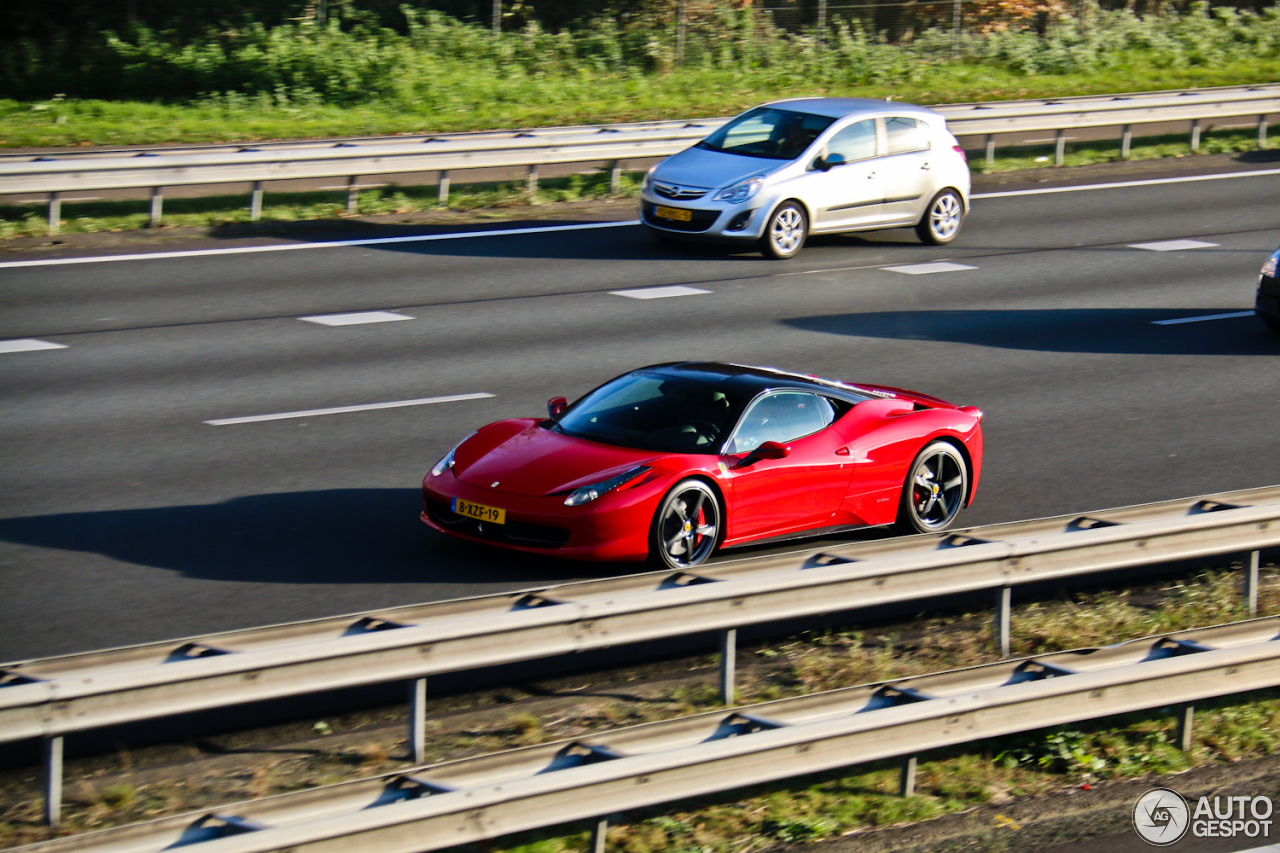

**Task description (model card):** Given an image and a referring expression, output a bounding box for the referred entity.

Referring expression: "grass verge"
[2,563,1276,849]
[0,126,1272,241]
[3,58,1279,149]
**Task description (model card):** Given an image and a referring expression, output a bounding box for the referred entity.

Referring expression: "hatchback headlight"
[642,166,658,191]
[715,176,765,204]
[1262,248,1280,279]
[430,433,475,477]
[564,466,650,507]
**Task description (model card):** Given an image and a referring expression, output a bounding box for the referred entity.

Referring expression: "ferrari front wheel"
[896,441,968,534]
[650,479,721,569]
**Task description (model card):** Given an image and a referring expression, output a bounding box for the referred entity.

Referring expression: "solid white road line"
[299,310,414,326]
[0,338,67,354]
[205,393,494,425]
[1129,240,1220,252]
[972,167,1280,200]
[0,221,640,270]
[884,262,978,275]
[1152,311,1255,325]
[610,285,712,299]
[1,167,1276,271]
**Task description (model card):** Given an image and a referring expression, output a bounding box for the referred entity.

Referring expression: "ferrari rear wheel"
[897,441,968,534]
[650,479,722,569]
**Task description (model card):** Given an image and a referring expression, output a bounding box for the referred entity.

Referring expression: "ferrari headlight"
[564,466,650,507]
[1262,248,1280,278]
[714,176,765,204]
[430,433,475,477]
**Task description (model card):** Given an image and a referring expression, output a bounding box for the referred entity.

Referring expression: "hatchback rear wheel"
[916,189,964,245]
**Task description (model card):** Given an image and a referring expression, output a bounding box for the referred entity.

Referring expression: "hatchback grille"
[654,182,710,200]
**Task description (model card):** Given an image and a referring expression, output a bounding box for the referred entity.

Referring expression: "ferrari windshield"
[697,107,836,161]
[553,372,748,454]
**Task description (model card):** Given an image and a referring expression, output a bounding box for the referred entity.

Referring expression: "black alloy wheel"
[651,479,722,569]
[897,441,968,534]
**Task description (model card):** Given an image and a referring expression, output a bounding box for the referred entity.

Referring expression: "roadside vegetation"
[3,563,1277,849]
[2,2,1279,148]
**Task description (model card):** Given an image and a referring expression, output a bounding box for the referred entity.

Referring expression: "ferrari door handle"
[835,446,850,456]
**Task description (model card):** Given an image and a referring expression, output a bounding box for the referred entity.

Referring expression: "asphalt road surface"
[2,161,1279,662]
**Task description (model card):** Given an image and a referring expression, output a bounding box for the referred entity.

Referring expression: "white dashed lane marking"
[299,311,414,326]
[1129,240,1219,252]
[1152,311,1256,325]
[884,262,978,275]
[0,339,67,354]
[205,393,494,425]
[610,285,712,299]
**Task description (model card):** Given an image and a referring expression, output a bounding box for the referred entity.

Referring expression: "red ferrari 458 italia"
[421,362,984,569]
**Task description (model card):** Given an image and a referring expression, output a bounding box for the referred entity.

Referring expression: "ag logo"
[1134,787,1190,846]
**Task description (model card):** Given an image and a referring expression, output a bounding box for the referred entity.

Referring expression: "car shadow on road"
[783,308,1280,356]
[0,488,620,586]
[205,213,933,265]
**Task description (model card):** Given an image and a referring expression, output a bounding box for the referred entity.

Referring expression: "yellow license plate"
[453,498,506,524]
[655,205,692,222]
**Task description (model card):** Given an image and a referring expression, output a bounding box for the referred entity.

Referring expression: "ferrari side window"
[729,391,835,454]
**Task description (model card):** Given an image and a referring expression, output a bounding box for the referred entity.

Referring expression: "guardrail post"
[150,187,163,224]
[47,192,61,234]
[346,176,359,213]
[1260,115,1269,149]
[1190,119,1202,152]
[526,165,539,198]
[1054,130,1066,166]
[1245,550,1260,617]
[1120,125,1132,159]
[1176,704,1194,751]
[899,755,917,797]
[609,161,623,195]
[250,181,264,221]
[591,816,609,853]
[409,677,427,764]
[438,171,451,206]
[719,628,737,704]
[984,134,996,167]
[44,736,63,826]
[995,586,1012,657]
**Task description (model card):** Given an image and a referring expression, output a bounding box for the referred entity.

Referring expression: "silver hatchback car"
[640,98,971,259]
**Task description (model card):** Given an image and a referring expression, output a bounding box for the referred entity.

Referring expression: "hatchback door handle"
[867,171,876,180]
[921,162,931,170]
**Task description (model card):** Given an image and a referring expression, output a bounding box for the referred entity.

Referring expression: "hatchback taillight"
[953,145,967,163]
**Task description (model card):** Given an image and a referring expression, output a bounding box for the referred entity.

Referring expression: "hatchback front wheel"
[760,202,808,260]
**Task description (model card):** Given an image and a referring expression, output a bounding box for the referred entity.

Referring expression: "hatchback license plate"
[655,205,692,222]
[453,498,506,524]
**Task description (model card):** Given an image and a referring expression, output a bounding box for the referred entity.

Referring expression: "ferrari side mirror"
[737,440,790,468]
[547,396,568,418]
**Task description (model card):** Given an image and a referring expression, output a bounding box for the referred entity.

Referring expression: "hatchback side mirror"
[817,153,846,171]
[737,440,790,468]
[547,396,568,418]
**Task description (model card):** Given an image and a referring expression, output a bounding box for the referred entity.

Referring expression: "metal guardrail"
[14,617,1280,853]
[1,84,1276,232]
[4,485,1280,825]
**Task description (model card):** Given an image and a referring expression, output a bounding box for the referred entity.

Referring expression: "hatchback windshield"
[553,372,747,453]
[698,107,835,161]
